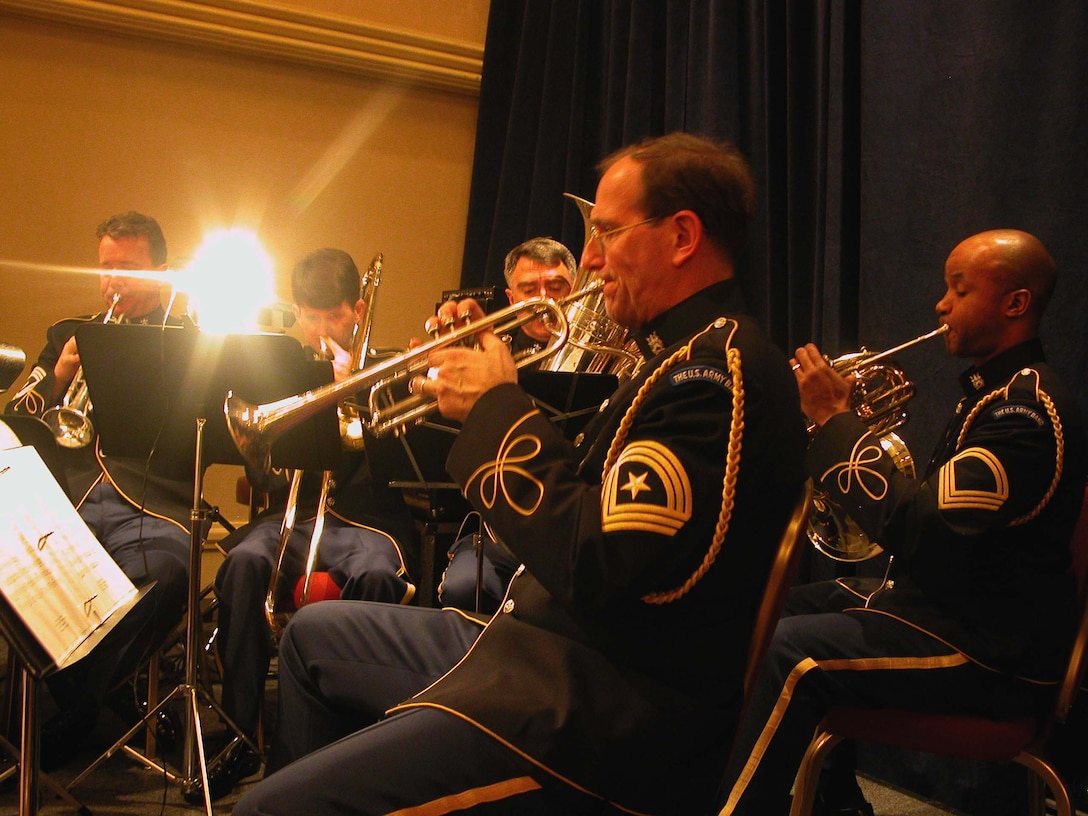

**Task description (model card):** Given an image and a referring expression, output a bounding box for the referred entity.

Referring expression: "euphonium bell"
[806,324,948,562]
[536,194,641,381]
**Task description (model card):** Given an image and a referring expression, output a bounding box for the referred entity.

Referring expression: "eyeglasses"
[587,216,659,253]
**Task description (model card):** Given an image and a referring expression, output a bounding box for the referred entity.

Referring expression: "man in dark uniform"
[5,210,192,767]
[234,132,808,816]
[198,248,419,802]
[715,229,1087,815]
[437,236,576,613]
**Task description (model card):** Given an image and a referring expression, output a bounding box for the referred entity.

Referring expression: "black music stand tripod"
[67,325,340,813]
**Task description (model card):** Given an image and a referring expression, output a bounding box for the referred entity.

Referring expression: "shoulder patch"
[938,446,1009,512]
[601,440,693,535]
[668,364,733,391]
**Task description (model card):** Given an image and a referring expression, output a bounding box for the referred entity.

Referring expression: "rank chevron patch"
[601,440,693,535]
[938,446,1009,512]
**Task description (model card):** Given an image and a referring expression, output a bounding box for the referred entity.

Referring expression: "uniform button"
[502,599,515,614]
[713,317,728,328]
[886,580,894,589]
[327,497,336,507]
[328,478,337,489]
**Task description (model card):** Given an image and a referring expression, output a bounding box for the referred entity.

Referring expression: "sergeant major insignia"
[601,440,693,535]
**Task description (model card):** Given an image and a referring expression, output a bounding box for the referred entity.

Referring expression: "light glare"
[184,229,276,333]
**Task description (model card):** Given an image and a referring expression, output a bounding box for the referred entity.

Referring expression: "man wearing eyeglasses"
[438,237,576,614]
[235,133,808,816]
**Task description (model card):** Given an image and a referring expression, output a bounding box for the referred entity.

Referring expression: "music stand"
[68,323,341,812]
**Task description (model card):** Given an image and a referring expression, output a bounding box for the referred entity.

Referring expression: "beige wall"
[0,0,488,524]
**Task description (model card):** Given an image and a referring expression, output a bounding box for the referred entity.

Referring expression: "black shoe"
[182,741,262,803]
[39,703,99,771]
[812,790,875,816]
[812,771,875,816]
[105,685,182,752]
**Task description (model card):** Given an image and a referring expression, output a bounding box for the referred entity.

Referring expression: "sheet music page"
[0,445,138,665]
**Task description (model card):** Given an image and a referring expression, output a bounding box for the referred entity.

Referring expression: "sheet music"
[0,445,138,666]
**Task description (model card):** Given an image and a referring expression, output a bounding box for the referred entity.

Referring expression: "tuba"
[536,194,641,381]
[806,325,948,561]
[42,293,121,448]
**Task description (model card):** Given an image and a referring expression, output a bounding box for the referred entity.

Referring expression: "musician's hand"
[51,336,81,402]
[411,298,517,423]
[791,343,852,428]
[321,336,353,383]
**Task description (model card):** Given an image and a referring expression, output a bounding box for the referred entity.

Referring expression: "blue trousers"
[214,516,413,738]
[48,483,189,710]
[235,601,628,816]
[714,580,1041,815]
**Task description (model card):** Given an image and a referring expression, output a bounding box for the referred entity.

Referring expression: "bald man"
[716,230,1087,816]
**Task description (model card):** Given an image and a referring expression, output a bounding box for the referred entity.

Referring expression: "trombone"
[225,282,598,474]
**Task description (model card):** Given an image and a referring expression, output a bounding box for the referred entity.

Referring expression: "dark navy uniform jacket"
[392,280,808,815]
[5,305,194,531]
[808,338,1087,684]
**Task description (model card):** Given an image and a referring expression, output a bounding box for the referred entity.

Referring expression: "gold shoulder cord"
[600,322,745,605]
[955,385,1064,525]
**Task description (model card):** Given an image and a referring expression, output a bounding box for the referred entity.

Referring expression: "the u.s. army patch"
[938,446,1009,512]
[668,364,732,391]
[601,440,692,535]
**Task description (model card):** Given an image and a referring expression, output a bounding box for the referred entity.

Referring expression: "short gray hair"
[502,237,576,286]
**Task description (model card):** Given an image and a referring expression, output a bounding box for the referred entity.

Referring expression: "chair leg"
[788,731,844,816]
[144,654,160,756]
[1017,752,1072,816]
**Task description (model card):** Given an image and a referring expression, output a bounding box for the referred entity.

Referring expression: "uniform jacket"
[5,306,194,530]
[808,338,1087,683]
[393,280,808,815]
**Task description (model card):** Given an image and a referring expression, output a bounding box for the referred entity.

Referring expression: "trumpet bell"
[43,407,95,449]
[807,431,915,562]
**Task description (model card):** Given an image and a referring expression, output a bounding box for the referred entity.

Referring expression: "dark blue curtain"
[459,2,1088,811]
[460,1,1086,462]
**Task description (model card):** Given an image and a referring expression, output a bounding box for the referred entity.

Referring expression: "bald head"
[937,229,1056,364]
[952,230,1056,322]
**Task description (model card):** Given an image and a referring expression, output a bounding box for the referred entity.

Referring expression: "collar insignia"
[647,332,665,355]
[969,371,985,390]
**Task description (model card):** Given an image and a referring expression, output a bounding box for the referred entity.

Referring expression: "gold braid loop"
[599,322,745,606]
[955,386,1064,526]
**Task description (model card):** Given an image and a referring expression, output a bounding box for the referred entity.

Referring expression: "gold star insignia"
[621,470,652,500]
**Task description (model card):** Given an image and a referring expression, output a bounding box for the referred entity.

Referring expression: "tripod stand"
[64,324,342,812]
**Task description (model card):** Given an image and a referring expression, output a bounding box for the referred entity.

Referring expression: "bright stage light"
[182,228,276,334]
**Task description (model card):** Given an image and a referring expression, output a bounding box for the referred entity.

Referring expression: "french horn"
[806,324,948,561]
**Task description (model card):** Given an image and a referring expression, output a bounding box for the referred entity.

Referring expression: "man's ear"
[671,210,701,266]
[354,298,367,322]
[1005,288,1031,318]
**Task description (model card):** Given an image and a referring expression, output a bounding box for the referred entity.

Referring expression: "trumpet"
[43,293,121,449]
[806,324,949,561]
[225,282,599,473]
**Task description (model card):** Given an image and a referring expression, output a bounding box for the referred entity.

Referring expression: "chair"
[788,484,1088,816]
[744,479,814,698]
